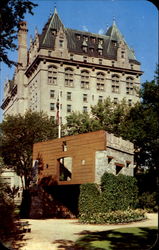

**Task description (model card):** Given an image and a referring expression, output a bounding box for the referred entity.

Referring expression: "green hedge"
[78,183,101,215]
[101,173,139,212]
[78,173,142,224]
[79,209,146,224]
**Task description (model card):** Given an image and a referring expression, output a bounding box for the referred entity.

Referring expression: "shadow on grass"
[53,227,158,250]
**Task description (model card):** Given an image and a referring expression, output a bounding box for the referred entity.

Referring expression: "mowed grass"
[75,227,158,249]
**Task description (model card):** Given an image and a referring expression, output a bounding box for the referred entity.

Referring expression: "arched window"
[96,72,105,91]
[111,74,120,93]
[48,65,57,85]
[65,68,74,87]
[126,77,134,95]
[81,70,89,89]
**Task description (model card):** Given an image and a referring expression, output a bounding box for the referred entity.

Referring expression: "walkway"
[18,213,158,250]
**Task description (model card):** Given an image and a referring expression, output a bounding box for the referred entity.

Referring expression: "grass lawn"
[75,227,158,249]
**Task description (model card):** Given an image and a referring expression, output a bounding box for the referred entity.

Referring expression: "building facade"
[33,130,134,185]
[0,168,23,205]
[1,9,143,123]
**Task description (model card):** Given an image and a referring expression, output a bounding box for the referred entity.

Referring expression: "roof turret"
[39,8,64,48]
[105,20,124,42]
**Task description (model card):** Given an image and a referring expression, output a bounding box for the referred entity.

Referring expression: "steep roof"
[38,9,139,64]
[39,8,64,48]
[106,20,124,42]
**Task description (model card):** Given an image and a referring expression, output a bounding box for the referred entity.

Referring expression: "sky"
[0,0,158,120]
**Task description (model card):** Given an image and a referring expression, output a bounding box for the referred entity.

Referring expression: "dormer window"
[90,47,94,53]
[98,38,103,44]
[76,34,81,40]
[98,49,103,55]
[51,29,57,35]
[83,36,88,41]
[121,51,125,58]
[91,37,96,43]
[83,46,87,53]
[112,40,117,47]
[59,40,64,48]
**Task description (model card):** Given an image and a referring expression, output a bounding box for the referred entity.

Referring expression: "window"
[62,141,67,151]
[59,40,64,47]
[50,103,55,111]
[112,74,120,93]
[98,96,103,103]
[116,164,123,175]
[48,50,52,57]
[90,48,94,53]
[58,157,72,181]
[70,54,74,60]
[83,56,87,62]
[67,104,72,113]
[121,51,125,58]
[126,161,131,168]
[114,97,118,104]
[50,90,55,98]
[108,156,113,164]
[99,59,102,65]
[67,92,72,101]
[128,99,132,106]
[83,106,88,112]
[96,72,105,91]
[81,70,89,89]
[83,46,88,53]
[98,49,103,56]
[76,34,80,40]
[126,77,134,95]
[48,65,57,85]
[91,37,96,43]
[65,68,74,87]
[83,94,88,102]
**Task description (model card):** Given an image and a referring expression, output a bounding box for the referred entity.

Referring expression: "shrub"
[78,173,141,224]
[79,209,146,224]
[139,192,158,212]
[78,183,101,215]
[100,173,139,212]
[0,184,18,245]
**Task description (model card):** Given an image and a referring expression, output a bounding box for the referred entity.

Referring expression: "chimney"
[18,21,28,68]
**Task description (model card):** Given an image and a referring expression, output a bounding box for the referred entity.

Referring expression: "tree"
[91,98,130,137]
[66,98,131,137]
[0,0,37,67]
[0,111,57,189]
[66,111,102,135]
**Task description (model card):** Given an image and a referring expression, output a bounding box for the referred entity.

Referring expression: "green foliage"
[139,192,157,212]
[0,0,37,67]
[101,173,138,212]
[0,180,17,244]
[91,98,130,137]
[78,183,101,215]
[66,111,102,135]
[0,111,58,189]
[79,209,146,224]
[79,173,140,224]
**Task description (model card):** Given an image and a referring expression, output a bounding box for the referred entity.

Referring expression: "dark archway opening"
[45,184,80,217]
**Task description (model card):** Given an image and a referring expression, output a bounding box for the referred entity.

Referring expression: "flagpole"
[58,90,61,138]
